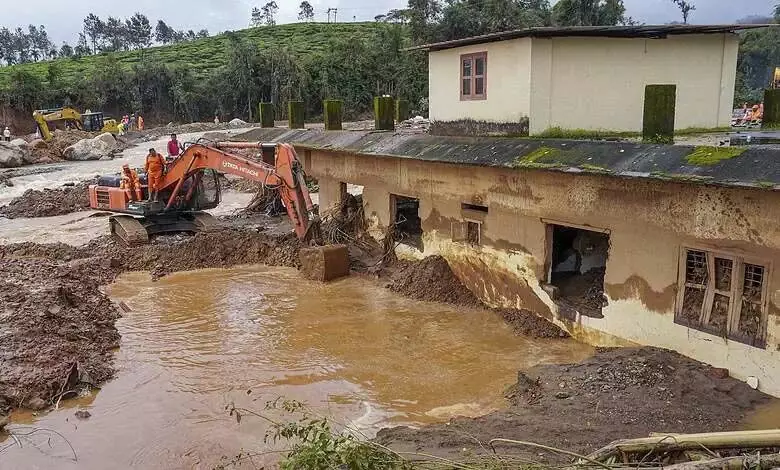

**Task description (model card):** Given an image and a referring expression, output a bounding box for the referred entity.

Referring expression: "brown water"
[3,266,593,469]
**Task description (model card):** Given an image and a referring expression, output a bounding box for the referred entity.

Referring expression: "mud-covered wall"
[307,150,780,396]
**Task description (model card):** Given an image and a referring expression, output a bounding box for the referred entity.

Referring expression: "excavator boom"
[89,141,319,242]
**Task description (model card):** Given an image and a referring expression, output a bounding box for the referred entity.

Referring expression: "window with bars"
[676,248,769,348]
[460,52,487,101]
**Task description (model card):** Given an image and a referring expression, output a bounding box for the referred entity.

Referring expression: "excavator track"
[191,212,220,232]
[109,215,149,246]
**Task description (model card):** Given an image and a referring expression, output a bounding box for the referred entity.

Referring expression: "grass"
[685,146,747,166]
[0,22,389,85]
[533,127,640,140]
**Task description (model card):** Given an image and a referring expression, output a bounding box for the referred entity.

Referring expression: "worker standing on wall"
[120,164,142,202]
[166,134,181,162]
[3,127,10,142]
[144,149,166,203]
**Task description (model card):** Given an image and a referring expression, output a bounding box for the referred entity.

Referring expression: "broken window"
[391,195,422,248]
[676,249,768,348]
[547,225,610,319]
[466,221,481,245]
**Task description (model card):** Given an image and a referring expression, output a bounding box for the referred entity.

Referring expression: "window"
[460,52,487,101]
[391,194,422,249]
[676,248,769,348]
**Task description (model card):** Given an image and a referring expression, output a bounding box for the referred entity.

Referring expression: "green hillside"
[0,22,389,85]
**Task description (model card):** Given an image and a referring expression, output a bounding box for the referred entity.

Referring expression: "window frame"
[675,246,771,348]
[460,52,487,101]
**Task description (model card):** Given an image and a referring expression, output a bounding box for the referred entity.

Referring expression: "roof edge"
[403,24,776,52]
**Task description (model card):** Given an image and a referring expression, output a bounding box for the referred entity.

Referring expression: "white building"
[410,25,768,136]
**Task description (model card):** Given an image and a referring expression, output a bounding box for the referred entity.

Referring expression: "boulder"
[9,138,28,148]
[94,132,118,151]
[229,118,247,127]
[63,137,112,161]
[0,142,30,168]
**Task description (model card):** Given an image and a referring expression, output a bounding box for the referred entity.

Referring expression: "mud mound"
[377,347,775,462]
[387,256,482,306]
[0,179,95,219]
[0,255,120,415]
[496,308,568,338]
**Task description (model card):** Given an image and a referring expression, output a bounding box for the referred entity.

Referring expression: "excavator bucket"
[299,245,350,282]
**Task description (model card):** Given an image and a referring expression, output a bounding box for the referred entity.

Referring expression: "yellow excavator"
[33,107,119,142]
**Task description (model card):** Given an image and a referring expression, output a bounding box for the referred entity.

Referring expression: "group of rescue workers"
[119,133,182,204]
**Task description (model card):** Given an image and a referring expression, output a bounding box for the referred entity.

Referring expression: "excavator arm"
[33,107,83,142]
[159,142,317,240]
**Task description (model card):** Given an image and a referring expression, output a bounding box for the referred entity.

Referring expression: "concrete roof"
[404,24,775,52]
[227,128,780,191]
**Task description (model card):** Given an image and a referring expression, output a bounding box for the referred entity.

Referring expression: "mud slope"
[386,255,567,338]
[0,229,300,416]
[377,347,774,462]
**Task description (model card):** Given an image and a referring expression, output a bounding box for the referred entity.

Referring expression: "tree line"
[0,13,209,66]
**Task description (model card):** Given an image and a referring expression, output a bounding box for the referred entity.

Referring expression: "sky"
[2,0,777,46]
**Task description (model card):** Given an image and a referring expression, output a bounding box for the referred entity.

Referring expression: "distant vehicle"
[32,107,119,142]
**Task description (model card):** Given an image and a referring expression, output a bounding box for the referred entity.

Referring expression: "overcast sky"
[3,0,777,45]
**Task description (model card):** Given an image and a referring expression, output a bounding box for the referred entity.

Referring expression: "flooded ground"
[3,266,593,469]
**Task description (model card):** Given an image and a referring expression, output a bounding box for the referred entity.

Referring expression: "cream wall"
[429,38,532,123]
[428,33,739,134]
[307,150,780,397]
[534,34,739,134]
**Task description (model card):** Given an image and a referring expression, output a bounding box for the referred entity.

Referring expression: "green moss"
[395,99,410,122]
[642,84,676,143]
[323,99,342,130]
[374,96,394,130]
[288,101,305,129]
[580,164,612,173]
[755,181,776,189]
[534,127,640,140]
[685,146,746,166]
[512,145,587,169]
[649,171,713,182]
[259,102,275,128]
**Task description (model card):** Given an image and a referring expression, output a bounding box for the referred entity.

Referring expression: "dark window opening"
[392,195,422,248]
[461,203,488,213]
[548,225,610,319]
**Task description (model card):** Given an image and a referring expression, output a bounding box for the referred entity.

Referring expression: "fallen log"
[588,430,780,462]
[661,452,780,470]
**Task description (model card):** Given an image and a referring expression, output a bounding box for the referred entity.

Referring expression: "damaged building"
[234,127,780,398]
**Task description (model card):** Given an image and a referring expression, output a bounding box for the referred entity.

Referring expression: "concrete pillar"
[323,99,343,131]
[374,96,395,131]
[642,85,676,144]
[395,99,410,123]
[259,102,275,128]
[763,89,780,129]
[288,101,305,129]
[317,176,343,212]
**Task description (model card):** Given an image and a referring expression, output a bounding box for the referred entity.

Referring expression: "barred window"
[676,249,768,348]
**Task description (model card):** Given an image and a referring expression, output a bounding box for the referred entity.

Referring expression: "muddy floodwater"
[3,266,594,469]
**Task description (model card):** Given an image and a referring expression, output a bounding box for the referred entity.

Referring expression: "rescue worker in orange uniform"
[145,148,166,203]
[120,164,142,202]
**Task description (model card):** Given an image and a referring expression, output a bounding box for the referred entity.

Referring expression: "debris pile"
[0,179,96,219]
[398,116,431,131]
[0,228,302,417]
[377,347,774,463]
[387,255,482,306]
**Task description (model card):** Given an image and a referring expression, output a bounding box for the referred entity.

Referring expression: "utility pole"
[327,8,338,23]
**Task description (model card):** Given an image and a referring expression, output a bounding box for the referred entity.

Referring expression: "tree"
[298,1,315,21]
[155,20,174,44]
[197,29,210,38]
[0,28,12,65]
[262,2,280,26]
[408,0,441,43]
[59,42,74,58]
[74,33,90,57]
[102,16,127,52]
[185,30,197,41]
[83,14,104,54]
[251,8,264,26]
[775,3,780,22]
[671,0,695,24]
[126,13,152,49]
[552,0,627,26]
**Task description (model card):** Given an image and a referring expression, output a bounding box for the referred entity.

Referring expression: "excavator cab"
[194,169,221,210]
[82,112,106,132]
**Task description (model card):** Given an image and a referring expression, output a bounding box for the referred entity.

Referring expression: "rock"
[555,391,571,399]
[229,118,247,127]
[35,156,54,165]
[9,138,28,148]
[99,155,114,161]
[25,397,47,411]
[94,132,118,151]
[0,142,30,168]
[747,376,759,389]
[74,410,91,420]
[0,415,8,429]
[63,138,112,161]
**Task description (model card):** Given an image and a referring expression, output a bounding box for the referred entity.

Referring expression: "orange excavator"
[88,141,319,245]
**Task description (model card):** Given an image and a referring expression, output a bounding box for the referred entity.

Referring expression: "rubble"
[377,347,775,463]
[0,179,96,219]
[398,115,431,131]
[229,118,248,127]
